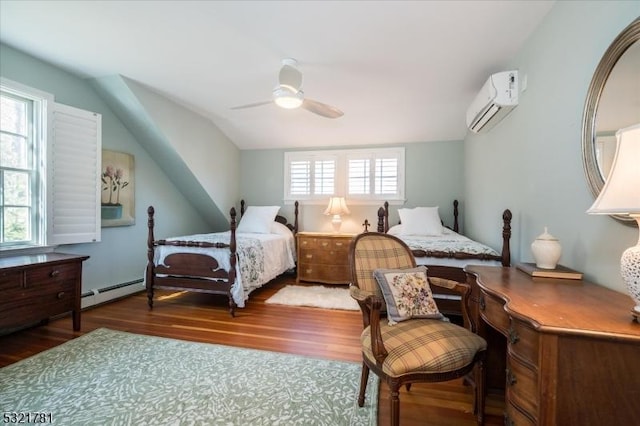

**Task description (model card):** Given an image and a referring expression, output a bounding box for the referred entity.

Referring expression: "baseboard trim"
[81,279,144,309]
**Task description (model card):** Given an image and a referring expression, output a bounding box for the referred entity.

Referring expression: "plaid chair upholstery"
[350,233,416,306]
[361,318,487,376]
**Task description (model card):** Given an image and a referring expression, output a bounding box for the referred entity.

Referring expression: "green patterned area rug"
[0,328,378,425]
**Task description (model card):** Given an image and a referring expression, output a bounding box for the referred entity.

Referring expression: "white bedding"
[154,230,296,308]
[396,228,502,269]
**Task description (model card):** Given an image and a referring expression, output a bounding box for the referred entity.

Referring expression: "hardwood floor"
[0,274,504,425]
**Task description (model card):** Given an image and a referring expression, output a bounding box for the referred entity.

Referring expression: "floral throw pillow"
[373,266,443,325]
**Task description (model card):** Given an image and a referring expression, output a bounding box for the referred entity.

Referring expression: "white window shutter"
[48,102,101,244]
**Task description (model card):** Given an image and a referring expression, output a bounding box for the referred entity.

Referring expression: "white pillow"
[236,206,280,234]
[270,221,293,237]
[387,224,404,236]
[397,206,443,236]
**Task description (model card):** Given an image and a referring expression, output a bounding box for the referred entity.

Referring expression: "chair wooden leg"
[358,362,370,407]
[389,384,401,426]
[474,359,486,425]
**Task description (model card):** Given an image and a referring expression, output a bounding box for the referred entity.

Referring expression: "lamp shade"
[324,197,350,216]
[587,123,640,215]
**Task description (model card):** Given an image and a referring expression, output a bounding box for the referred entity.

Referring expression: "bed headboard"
[239,199,299,234]
[377,200,460,234]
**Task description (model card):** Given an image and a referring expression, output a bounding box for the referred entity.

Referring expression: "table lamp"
[324,197,350,233]
[587,123,640,317]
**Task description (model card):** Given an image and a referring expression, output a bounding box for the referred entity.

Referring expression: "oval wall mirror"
[582,18,640,226]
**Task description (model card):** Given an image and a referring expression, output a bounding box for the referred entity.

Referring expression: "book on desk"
[516,262,583,280]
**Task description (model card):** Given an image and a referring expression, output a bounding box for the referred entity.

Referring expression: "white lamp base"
[331,215,342,233]
[621,216,640,318]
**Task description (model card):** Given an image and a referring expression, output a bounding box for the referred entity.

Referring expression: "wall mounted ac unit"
[466,70,518,133]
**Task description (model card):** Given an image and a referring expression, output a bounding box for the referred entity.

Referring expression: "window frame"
[284,147,405,205]
[1,79,51,249]
[0,77,101,253]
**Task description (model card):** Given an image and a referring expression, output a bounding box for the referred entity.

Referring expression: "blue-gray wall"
[239,141,465,234]
[0,44,212,292]
[464,2,639,293]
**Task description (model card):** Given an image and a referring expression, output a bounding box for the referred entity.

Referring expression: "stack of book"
[516,262,583,280]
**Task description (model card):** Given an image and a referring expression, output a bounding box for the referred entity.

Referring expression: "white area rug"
[266,285,359,311]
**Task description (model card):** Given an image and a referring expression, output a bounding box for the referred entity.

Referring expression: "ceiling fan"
[231,58,344,119]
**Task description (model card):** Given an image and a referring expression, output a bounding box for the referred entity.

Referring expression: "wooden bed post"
[240,200,246,217]
[453,200,459,233]
[228,207,237,317]
[502,209,512,266]
[377,207,385,233]
[146,206,156,309]
[294,201,299,234]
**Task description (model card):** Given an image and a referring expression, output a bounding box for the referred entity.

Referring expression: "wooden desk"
[0,253,89,333]
[465,266,640,426]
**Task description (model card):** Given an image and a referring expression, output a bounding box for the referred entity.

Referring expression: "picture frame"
[101,150,135,227]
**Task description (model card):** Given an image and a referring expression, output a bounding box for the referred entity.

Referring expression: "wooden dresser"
[0,253,89,333]
[465,265,640,426]
[296,232,355,284]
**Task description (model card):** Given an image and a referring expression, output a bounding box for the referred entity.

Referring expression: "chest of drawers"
[0,253,89,333]
[296,232,355,284]
[465,265,640,425]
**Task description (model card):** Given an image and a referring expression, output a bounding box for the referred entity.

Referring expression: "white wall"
[464,2,639,293]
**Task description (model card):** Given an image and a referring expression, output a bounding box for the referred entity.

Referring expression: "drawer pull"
[321,242,329,247]
[306,269,313,274]
[305,254,313,259]
[505,368,517,386]
[50,269,60,277]
[479,296,486,311]
[508,328,520,345]
[335,242,343,246]
[57,291,66,299]
[504,413,515,426]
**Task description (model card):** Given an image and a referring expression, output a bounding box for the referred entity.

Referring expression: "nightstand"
[296,232,356,284]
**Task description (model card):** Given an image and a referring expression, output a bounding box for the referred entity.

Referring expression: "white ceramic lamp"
[324,197,350,233]
[587,123,640,316]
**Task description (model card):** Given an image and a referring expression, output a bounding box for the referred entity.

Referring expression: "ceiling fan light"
[273,86,304,109]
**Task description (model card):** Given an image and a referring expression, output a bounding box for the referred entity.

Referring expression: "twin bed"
[146,201,298,316]
[146,199,511,317]
[376,200,512,315]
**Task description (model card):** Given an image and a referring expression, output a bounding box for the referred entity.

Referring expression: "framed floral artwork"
[101,150,135,227]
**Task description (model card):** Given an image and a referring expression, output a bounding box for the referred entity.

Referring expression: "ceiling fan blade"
[302,99,344,119]
[230,100,272,110]
[279,59,303,92]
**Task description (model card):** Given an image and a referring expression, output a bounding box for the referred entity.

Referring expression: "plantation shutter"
[314,160,335,195]
[348,158,370,195]
[374,157,398,195]
[289,160,311,196]
[47,102,101,244]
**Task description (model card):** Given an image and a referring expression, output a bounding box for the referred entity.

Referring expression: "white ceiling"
[0,0,554,150]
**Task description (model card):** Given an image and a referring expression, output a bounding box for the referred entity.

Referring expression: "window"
[284,147,404,204]
[0,78,101,250]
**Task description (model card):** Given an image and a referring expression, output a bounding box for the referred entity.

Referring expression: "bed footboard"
[146,206,238,317]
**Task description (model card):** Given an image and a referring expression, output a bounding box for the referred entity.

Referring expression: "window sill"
[284,199,406,206]
[0,245,57,258]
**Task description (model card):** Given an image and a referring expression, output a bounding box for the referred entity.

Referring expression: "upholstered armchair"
[348,232,486,426]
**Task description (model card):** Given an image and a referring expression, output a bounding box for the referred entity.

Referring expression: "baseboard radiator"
[81,279,145,309]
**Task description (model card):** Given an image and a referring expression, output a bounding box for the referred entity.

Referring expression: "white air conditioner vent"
[466,70,518,133]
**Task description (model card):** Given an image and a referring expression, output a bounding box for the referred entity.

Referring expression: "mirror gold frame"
[581,18,639,226]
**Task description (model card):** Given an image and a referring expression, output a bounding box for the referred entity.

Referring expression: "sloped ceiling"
[0,0,555,150]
